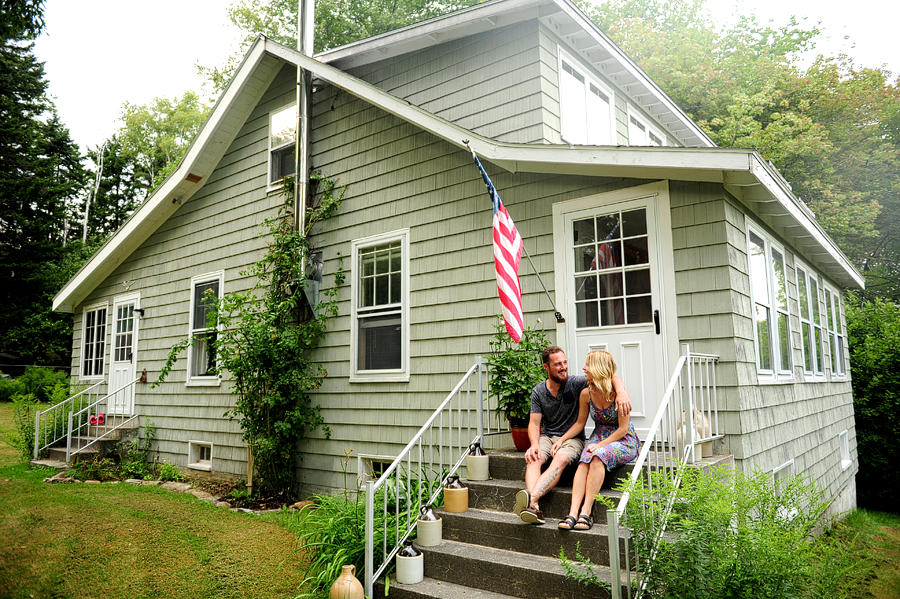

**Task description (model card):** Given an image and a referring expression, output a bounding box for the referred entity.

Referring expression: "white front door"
[553,182,677,438]
[109,293,139,415]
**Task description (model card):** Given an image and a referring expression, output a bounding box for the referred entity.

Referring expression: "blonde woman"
[552,350,641,530]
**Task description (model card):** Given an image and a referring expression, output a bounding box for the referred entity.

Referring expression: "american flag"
[471,150,524,342]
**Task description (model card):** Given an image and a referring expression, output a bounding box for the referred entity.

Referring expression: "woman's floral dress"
[579,395,641,469]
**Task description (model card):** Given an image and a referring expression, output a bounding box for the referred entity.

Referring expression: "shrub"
[70,457,119,481]
[845,293,900,512]
[0,375,25,402]
[10,393,39,459]
[117,420,156,480]
[156,458,185,482]
[16,367,69,402]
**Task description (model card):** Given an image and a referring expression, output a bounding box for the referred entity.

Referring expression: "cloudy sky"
[32,0,900,153]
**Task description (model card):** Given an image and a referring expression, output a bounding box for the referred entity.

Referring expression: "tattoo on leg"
[533,465,561,501]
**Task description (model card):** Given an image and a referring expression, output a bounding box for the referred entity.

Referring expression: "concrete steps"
[40,420,140,464]
[374,447,733,599]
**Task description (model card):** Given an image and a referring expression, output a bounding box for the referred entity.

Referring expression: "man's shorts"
[539,435,584,464]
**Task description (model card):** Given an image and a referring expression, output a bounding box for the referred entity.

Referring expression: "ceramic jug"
[466,441,489,481]
[416,504,442,546]
[443,475,468,513]
[329,564,364,599]
[396,540,424,584]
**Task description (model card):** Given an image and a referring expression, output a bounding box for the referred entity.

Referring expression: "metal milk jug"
[395,540,424,584]
[416,504,442,547]
[466,441,489,481]
[443,475,468,513]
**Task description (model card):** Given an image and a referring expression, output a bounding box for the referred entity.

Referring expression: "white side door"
[553,183,677,439]
[109,293,139,415]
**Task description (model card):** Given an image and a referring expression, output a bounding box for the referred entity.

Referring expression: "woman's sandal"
[558,515,577,530]
[574,514,593,530]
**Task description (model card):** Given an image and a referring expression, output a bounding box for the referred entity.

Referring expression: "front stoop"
[37,421,141,465]
[374,448,734,599]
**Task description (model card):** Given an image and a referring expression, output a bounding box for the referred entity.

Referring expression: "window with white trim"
[839,430,851,470]
[772,459,795,499]
[188,441,213,471]
[824,285,845,376]
[628,111,664,146]
[351,230,409,381]
[747,229,792,377]
[558,52,614,146]
[188,272,223,382]
[81,305,107,379]
[796,265,824,376]
[269,103,296,185]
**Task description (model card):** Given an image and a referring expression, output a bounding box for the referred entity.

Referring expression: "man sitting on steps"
[515,345,631,524]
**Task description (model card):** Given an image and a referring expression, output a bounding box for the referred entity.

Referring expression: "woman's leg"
[579,456,607,516]
[568,461,590,517]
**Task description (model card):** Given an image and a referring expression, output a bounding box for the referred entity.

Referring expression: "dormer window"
[558,52,614,145]
[628,112,664,146]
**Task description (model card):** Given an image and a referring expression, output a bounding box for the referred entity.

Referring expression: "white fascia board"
[748,155,864,288]
[52,39,272,313]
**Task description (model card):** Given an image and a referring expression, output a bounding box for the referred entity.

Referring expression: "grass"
[0,403,308,599]
[835,509,900,599]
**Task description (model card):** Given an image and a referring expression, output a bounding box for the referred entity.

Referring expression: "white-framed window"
[747,228,792,378]
[188,272,223,385]
[350,230,410,382]
[558,51,614,146]
[269,103,296,186]
[188,440,213,471]
[81,304,107,379]
[627,110,664,146]
[824,285,846,376]
[772,459,795,501]
[796,264,825,377]
[838,430,851,471]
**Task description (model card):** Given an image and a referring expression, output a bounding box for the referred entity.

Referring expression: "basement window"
[839,430,851,471]
[188,441,213,471]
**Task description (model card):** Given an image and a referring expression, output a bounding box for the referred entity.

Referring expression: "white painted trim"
[349,229,411,383]
[79,302,109,381]
[557,47,615,146]
[187,271,224,385]
[187,440,214,472]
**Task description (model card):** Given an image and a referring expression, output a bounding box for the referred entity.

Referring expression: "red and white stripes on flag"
[472,150,524,342]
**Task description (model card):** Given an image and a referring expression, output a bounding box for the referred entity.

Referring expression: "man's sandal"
[574,514,593,530]
[558,515,577,530]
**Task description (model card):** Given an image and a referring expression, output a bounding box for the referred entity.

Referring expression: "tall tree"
[200,0,478,92]
[580,0,900,297]
[0,1,87,365]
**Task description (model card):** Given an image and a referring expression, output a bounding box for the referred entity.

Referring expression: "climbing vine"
[155,171,345,495]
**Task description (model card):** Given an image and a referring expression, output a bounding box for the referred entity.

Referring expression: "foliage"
[486,316,550,422]
[0,18,87,365]
[580,0,900,296]
[155,172,344,495]
[9,393,38,460]
[117,419,156,480]
[845,293,900,512]
[200,0,477,92]
[156,458,186,482]
[559,541,611,594]
[69,456,119,482]
[612,466,843,599]
[0,0,44,40]
[0,366,69,402]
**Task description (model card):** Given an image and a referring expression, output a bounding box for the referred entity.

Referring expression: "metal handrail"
[66,377,141,461]
[364,356,505,597]
[34,380,104,459]
[607,352,721,599]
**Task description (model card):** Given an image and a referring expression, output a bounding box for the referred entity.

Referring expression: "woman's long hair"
[585,350,617,402]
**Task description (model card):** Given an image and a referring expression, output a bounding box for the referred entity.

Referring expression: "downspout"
[293,0,314,231]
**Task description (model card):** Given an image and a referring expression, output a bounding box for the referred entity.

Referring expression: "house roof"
[316,0,716,149]
[53,32,863,313]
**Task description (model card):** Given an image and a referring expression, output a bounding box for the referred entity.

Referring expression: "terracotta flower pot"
[508,418,530,452]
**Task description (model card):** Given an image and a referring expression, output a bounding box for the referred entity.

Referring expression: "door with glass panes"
[109,293,139,415]
[554,187,671,438]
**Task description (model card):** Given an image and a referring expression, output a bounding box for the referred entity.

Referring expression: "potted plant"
[486,316,550,451]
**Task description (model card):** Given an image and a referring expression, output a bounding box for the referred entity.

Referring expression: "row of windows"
[558,51,664,147]
[748,226,845,381]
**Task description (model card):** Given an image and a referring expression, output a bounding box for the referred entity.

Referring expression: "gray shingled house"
[52,0,860,516]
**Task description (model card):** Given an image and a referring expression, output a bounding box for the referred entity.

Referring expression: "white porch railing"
[34,377,141,462]
[363,356,509,597]
[607,352,721,599]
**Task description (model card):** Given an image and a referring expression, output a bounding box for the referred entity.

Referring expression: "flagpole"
[465,141,565,324]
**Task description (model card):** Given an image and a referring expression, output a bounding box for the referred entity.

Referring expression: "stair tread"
[383,576,522,599]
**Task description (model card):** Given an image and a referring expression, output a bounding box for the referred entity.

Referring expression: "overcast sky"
[32,0,900,154]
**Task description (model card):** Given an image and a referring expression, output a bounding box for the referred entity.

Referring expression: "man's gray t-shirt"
[530,375,587,439]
